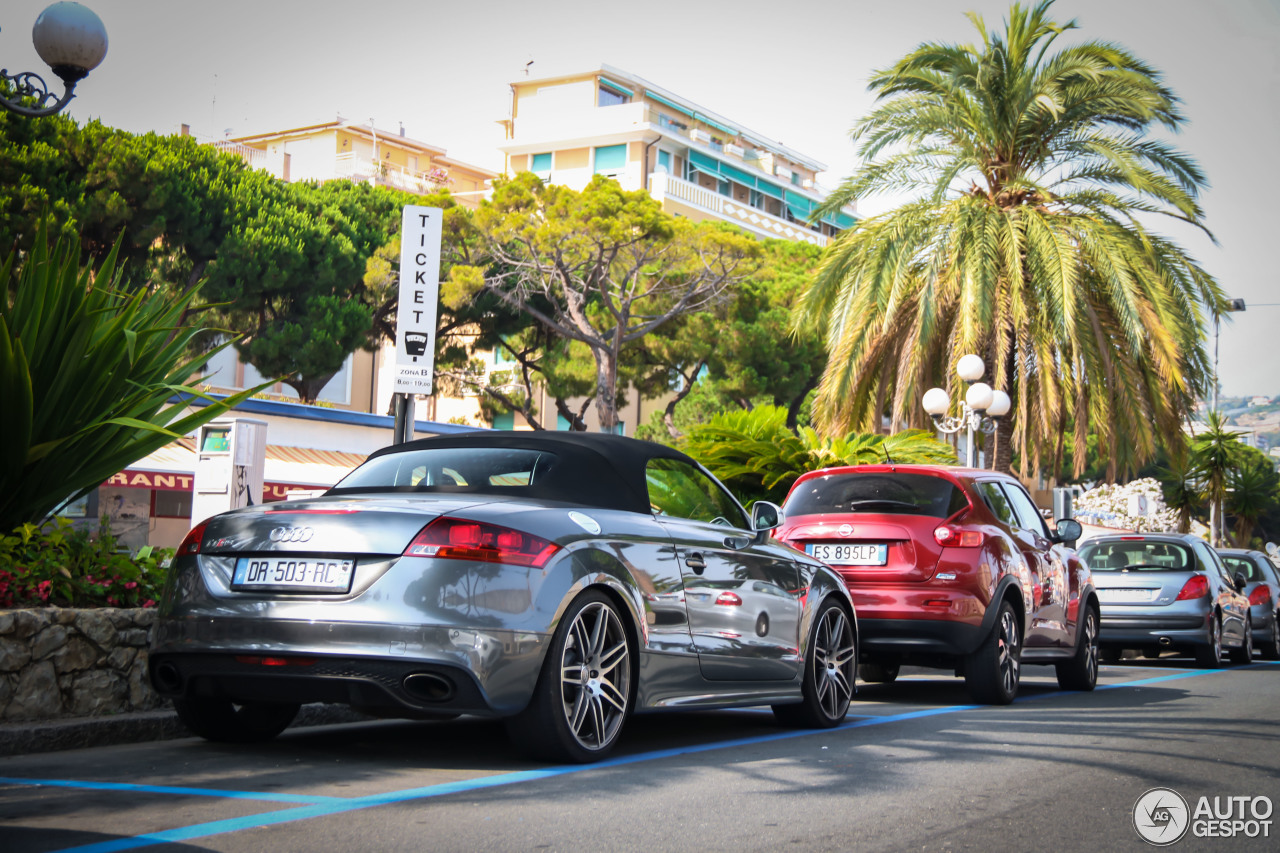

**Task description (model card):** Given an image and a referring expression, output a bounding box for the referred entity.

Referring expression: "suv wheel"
[1055,606,1099,691]
[859,661,900,683]
[965,600,1021,704]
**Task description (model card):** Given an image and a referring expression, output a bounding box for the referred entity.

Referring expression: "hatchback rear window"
[783,472,968,519]
[1079,541,1194,572]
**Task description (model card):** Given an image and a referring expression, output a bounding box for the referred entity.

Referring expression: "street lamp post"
[922,354,1012,468]
[1,2,107,117]
[1209,297,1246,547]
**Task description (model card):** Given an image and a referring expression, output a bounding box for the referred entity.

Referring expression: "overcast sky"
[6,0,1278,397]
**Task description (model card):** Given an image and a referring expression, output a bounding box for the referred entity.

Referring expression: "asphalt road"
[2,659,1278,853]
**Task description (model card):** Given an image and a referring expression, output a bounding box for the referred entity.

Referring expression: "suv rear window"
[783,472,968,519]
[1079,541,1194,572]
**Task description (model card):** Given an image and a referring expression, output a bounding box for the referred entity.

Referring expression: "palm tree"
[678,405,955,505]
[796,0,1223,479]
[1194,412,1243,547]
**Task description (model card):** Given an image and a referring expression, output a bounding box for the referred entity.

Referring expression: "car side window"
[646,458,748,528]
[976,482,1017,527]
[1002,483,1052,538]
[1195,542,1230,585]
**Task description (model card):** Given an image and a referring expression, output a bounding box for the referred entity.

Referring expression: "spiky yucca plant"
[0,226,263,532]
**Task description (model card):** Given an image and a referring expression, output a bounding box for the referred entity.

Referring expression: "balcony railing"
[649,173,829,247]
[333,153,451,194]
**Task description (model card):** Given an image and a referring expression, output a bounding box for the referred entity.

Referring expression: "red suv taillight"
[404,517,559,568]
[934,525,983,547]
[1249,584,1272,606]
[714,592,743,606]
[176,519,209,556]
[1175,574,1210,601]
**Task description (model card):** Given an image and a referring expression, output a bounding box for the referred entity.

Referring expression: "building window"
[599,84,630,107]
[531,152,552,176]
[154,490,193,519]
[594,144,627,175]
[656,150,671,173]
[791,172,801,186]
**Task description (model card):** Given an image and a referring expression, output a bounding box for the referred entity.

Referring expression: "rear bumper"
[150,617,547,715]
[856,617,985,658]
[1098,613,1209,647]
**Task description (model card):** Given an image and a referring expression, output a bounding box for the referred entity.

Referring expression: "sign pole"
[392,205,442,444]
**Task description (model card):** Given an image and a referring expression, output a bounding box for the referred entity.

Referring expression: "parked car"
[149,432,857,763]
[1217,548,1280,660]
[776,465,1096,704]
[1077,533,1252,667]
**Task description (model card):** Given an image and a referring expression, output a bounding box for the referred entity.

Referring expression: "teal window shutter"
[594,144,627,173]
[531,152,552,172]
[493,411,515,430]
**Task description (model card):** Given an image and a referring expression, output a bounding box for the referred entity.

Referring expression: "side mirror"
[751,501,784,534]
[1234,571,1248,594]
[1055,518,1082,547]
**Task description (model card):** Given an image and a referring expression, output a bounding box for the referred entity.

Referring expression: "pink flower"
[124,581,137,590]
[143,599,156,608]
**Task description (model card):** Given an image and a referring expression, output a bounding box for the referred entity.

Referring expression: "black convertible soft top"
[339,431,700,514]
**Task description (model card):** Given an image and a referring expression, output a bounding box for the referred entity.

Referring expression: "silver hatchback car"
[1218,548,1280,660]
[1078,533,1252,668]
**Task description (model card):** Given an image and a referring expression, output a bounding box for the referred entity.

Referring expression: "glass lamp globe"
[32,2,108,81]
[922,387,950,417]
[987,390,1012,418]
[966,382,994,412]
[956,354,985,383]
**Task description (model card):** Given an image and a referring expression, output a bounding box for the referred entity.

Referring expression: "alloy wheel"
[557,600,631,751]
[997,608,1022,696]
[812,606,855,720]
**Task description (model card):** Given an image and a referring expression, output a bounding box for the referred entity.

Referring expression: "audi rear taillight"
[934,525,983,547]
[714,591,743,606]
[1249,584,1272,606]
[1175,574,1210,601]
[404,517,560,568]
[176,519,209,556]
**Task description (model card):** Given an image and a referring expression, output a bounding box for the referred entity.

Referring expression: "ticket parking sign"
[394,206,442,394]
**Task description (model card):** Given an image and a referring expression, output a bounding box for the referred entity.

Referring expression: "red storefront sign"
[103,470,324,502]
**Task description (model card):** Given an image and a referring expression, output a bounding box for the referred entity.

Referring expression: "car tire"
[172,698,299,743]
[755,612,770,637]
[1055,606,1099,692]
[505,590,634,763]
[858,661,900,683]
[965,600,1021,704]
[1264,614,1280,660]
[1194,613,1224,668]
[1230,615,1254,665]
[772,598,855,728]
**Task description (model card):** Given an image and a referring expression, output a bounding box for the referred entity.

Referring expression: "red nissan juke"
[776,465,1098,703]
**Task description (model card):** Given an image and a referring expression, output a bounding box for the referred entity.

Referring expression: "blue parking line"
[0,776,345,804]
[40,661,1278,853]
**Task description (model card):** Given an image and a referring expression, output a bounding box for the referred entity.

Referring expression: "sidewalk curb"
[0,704,374,757]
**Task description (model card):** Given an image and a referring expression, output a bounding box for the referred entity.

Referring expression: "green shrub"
[0,517,169,609]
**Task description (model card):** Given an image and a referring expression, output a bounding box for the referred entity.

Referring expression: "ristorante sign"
[102,470,321,501]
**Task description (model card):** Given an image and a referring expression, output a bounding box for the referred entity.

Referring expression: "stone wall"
[0,608,162,722]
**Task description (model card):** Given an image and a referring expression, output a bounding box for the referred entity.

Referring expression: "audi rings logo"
[1134,787,1190,846]
[269,526,314,543]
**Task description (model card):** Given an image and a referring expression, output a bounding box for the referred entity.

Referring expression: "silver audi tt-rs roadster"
[150,432,857,762]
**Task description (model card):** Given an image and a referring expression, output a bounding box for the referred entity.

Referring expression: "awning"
[645,90,695,119]
[689,150,786,199]
[600,77,633,97]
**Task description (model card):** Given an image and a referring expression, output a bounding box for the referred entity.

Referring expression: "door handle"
[685,553,706,574]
